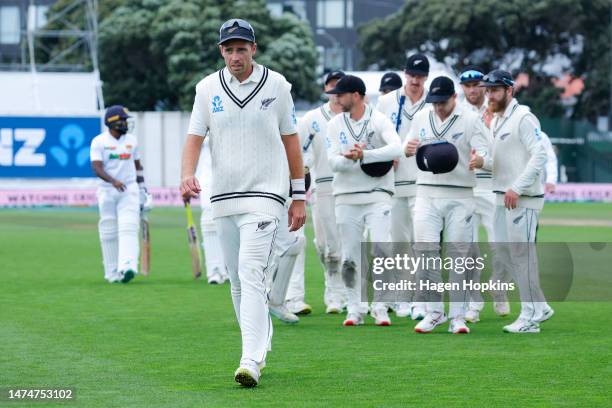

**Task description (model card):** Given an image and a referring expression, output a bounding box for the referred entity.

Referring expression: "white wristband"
[291,178,306,201]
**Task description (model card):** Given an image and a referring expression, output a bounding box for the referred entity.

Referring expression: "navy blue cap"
[325,75,366,96]
[425,76,455,103]
[405,53,429,76]
[104,105,130,126]
[379,72,402,92]
[325,70,346,85]
[416,141,459,174]
[480,69,514,88]
[218,19,255,45]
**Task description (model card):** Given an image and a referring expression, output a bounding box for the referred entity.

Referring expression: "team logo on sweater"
[339,131,348,145]
[365,131,376,150]
[311,121,320,133]
[257,221,272,231]
[260,97,276,110]
[535,128,542,141]
[212,96,224,113]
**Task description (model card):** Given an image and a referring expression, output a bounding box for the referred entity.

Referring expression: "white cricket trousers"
[215,212,278,366]
[312,191,345,306]
[390,195,419,306]
[391,196,416,242]
[413,196,474,319]
[267,207,304,306]
[468,189,497,309]
[493,205,549,321]
[336,201,392,315]
[285,232,306,303]
[97,183,140,280]
[200,204,228,280]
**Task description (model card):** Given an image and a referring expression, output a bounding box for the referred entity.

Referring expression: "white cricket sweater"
[489,98,546,209]
[326,105,402,205]
[407,103,491,199]
[188,63,297,219]
[462,98,493,191]
[376,88,427,197]
[297,102,337,194]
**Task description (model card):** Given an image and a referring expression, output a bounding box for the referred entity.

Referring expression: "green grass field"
[1,203,611,407]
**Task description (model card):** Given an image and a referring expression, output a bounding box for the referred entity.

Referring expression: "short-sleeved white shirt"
[90,132,139,187]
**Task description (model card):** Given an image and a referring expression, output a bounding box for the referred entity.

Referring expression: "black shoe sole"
[121,270,135,283]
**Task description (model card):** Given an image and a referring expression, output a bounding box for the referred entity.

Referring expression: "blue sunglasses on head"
[460,70,484,83]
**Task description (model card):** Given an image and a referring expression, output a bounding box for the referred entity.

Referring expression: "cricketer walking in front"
[180,19,306,387]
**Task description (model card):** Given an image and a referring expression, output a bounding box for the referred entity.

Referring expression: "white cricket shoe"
[411,304,426,321]
[503,319,540,333]
[494,301,511,317]
[448,318,470,334]
[234,360,260,387]
[326,302,343,314]
[414,312,448,333]
[533,306,555,323]
[269,303,299,324]
[370,308,392,326]
[394,302,412,318]
[287,300,312,315]
[343,312,365,326]
[465,309,480,323]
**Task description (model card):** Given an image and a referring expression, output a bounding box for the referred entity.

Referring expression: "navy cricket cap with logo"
[459,65,485,84]
[480,69,515,88]
[104,105,130,127]
[325,74,366,96]
[379,72,402,92]
[405,53,429,76]
[325,70,346,85]
[425,76,455,103]
[218,18,255,45]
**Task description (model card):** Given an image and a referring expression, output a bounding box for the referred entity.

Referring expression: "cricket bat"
[185,201,202,279]
[140,211,150,276]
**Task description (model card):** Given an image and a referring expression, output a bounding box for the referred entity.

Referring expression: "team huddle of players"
[194,54,557,336]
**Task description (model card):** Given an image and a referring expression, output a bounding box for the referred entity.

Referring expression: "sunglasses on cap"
[481,72,515,87]
[219,19,254,35]
[459,70,484,83]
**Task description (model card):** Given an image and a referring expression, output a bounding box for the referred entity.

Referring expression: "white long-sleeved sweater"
[297,103,337,194]
[406,103,491,198]
[462,98,494,191]
[490,98,547,209]
[376,88,427,197]
[326,104,402,205]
